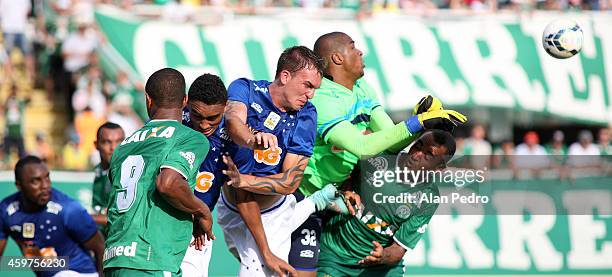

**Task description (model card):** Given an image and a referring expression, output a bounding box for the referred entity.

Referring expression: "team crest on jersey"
[180,151,196,169]
[395,205,412,219]
[23,223,35,238]
[264,112,281,130]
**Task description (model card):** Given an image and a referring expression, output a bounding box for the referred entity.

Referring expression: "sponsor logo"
[104,242,138,261]
[195,171,214,193]
[46,201,62,215]
[121,126,176,146]
[254,147,282,166]
[300,250,314,258]
[417,224,429,234]
[251,102,263,113]
[180,151,196,169]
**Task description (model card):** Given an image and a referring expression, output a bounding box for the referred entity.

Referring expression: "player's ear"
[331,52,343,66]
[279,70,291,85]
[182,95,188,108]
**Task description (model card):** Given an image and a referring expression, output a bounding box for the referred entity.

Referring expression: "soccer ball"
[542,19,583,59]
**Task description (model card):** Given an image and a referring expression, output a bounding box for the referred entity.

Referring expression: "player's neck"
[328,71,356,91]
[268,82,289,112]
[20,197,45,213]
[150,108,183,122]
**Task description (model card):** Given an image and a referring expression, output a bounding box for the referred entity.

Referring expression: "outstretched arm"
[224,153,309,195]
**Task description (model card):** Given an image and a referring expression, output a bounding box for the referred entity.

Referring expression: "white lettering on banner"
[592,19,612,123]
[521,17,608,123]
[428,188,494,269]
[362,20,469,110]
[438,21,514,109]
[563,191,612,269]
[134,23,211,81]
[493,191,562,271]
[249,20,290,78]
[206,22,264,80]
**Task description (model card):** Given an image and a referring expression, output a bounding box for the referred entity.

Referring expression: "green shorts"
[104,267,181,277]
[317,258,405,277]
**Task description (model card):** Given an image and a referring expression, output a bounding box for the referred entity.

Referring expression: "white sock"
[290,198,316,231]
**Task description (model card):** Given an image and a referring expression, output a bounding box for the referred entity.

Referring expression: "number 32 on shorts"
[300,229,317,246]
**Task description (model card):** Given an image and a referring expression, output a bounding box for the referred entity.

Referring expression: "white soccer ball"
[542,19,584,59]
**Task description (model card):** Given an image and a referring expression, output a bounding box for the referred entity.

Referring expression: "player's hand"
[342,191,361,216]
[247,132,278,150]
[405,109,467,133]
[412,95,443,115]
[358,241,384,266]
[222,155,244,188]
[192,214,215,250]
[262,251,297,277]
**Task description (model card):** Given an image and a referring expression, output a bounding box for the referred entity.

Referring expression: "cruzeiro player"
[319,130,456,276]
[0,156,105,277]
[179,73,233,277]
[103,68,215,277]
[91,122,125,227]
[290,31,467,276]
[218,46,346,277]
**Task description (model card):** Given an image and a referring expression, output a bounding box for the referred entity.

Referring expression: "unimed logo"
[104,242,137,261]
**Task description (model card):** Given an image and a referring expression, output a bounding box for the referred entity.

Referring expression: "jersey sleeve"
[161,132,210,182]
[227,78,251,106]
[287,104,317,157]
[0,204,6,240]
[64,202,98,243]
[311,93,347,143]
[393,193,439,250]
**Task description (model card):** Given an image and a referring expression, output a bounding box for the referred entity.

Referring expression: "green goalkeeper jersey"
[320,156,439,267]
[301,77,382,196]
[103,119,208,273]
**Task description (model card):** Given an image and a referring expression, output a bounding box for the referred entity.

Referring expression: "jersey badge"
[180,151,196,169]
[264,112,281,130]
[23,222,35,238]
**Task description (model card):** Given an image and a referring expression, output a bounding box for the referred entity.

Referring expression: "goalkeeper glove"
[412,95,444,115]
[405,109,468,133]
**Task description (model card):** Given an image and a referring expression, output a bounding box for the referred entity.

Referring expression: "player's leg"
[180,237,213,277]
[289,184,345,231]
[289,189,323,276]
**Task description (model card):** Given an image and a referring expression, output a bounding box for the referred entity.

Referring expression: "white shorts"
[52,271,99,277]
[181,237,213,277]
[217,192,297,277]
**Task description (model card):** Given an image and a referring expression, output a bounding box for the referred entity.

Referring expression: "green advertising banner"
[94,6,612,125]
[0,171,610,275]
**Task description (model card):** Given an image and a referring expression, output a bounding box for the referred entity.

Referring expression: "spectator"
[492,140,515,169]
[567,130,601,168]
[2,85,30,164]
[598,127,611,156]
[32,132,56,167]
[62,133,89,171]
[463,124,492,168]
[0,42,12,83]
[72,79,108,117]
[515,131,549,177]
[107,94,143,137]
[0,0,35,82]
[61,21,99,118]
[74,106,105,157]
[545,130,567,165]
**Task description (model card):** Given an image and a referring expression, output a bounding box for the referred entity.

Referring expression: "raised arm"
[224,153,309,195]
[225,100,277,150]
[82,231,105,275]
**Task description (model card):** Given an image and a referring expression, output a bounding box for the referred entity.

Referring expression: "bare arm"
[224,153,309,195]
[156,168,214,240]
[0,239,6,256]
[81,231,105,275]
[225,100,277,149]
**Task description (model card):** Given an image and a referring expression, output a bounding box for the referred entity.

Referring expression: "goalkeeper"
[288,31,467,276]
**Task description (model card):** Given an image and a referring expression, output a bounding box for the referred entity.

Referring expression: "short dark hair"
[429,129,456,163]
[15,156,44,183]
[145,68,186,109]
[96,122,123,141]
[274,46,324,79]
[188,74,228,106]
